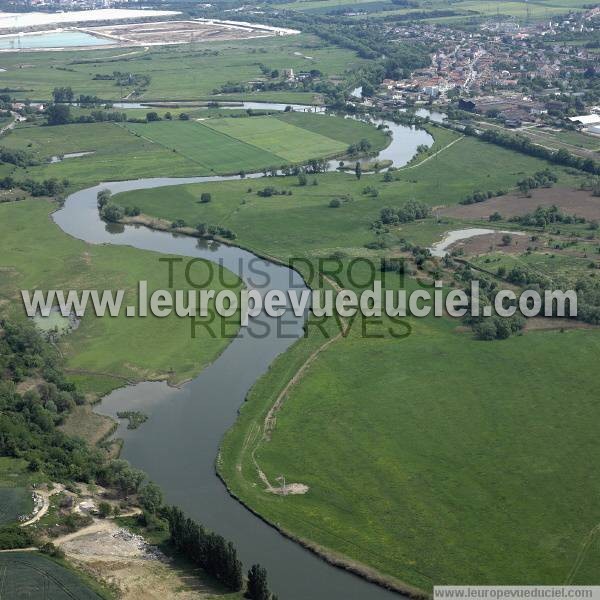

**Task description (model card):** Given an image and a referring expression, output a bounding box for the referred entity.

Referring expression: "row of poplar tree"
[166,506,277,600]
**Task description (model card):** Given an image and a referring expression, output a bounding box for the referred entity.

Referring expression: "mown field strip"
[125,120,284,174]
[202,116,347,163]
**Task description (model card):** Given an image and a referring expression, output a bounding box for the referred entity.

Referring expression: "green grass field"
[0,552,108,599]
[275,111,389,148]
[3,113,388,185]
[113,132,600,592]
[0,458,40,525]
[221,299,600,591]
[126,120,284,173]
[0,200,240,396]
[450,0,585,18]
[536,129,600,152]
[0,34,365,103]
[3,122,200,186]
[202,116,347,163]
[113,131,580,257]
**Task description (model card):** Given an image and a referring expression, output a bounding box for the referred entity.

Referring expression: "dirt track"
[20,484,64,527]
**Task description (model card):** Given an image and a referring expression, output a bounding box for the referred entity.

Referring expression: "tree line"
[166,506,277,599]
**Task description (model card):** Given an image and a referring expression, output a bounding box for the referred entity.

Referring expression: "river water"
[51,106,443,599]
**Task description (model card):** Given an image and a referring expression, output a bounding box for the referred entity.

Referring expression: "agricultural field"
[534,128,600,152]
[126,120,284,174]
[0,200,240,396]
[276,111,389,148]
[449,0,586,19]
[0,33,366,103]
[201,116,346,163]
[3,122,200,186]
[0,552,106,599]
[3,113,387,185]
[439,187,600,221]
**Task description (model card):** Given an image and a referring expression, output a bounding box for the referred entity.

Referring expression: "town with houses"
[354,5,600,137]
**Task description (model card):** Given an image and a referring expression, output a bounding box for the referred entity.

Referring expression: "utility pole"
[276,475,287,495]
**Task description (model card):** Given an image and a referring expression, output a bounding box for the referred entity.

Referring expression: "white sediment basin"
[0,9,179,31]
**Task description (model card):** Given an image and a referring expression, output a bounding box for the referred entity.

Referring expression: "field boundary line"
[195,120,287,165]
[401,134,464,170]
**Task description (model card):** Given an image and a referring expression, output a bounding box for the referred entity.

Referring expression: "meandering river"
[52,106,442,599]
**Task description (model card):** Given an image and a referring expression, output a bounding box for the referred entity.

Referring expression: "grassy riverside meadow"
[111,128,600,592]
[0,200,242,397]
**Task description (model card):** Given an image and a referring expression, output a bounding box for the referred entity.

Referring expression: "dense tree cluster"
[166,506,243,591]
[46,103,72,126]
[245,563,276,600]
[257,187,292,197]
[196,222,237,240]
[459,189,505,205]
[52,87,74,103]
[0,147,37,167]
[377,201,431,225]
[0,320,103,481]
[509,205,586,228]
[0,175,68,198]
[472,315,526,341]
[516,169,558,195]
[20,178,69,197]
[76,111,128,124]
[347,138,372,156]
[97,189,128,223]
[92,71,151,90]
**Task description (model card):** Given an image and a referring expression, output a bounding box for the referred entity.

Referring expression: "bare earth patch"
[60,405,116,446]
[524,317,597,331]
[450,231,530,256]
[440,187,600,221]
[58,521,222,600]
